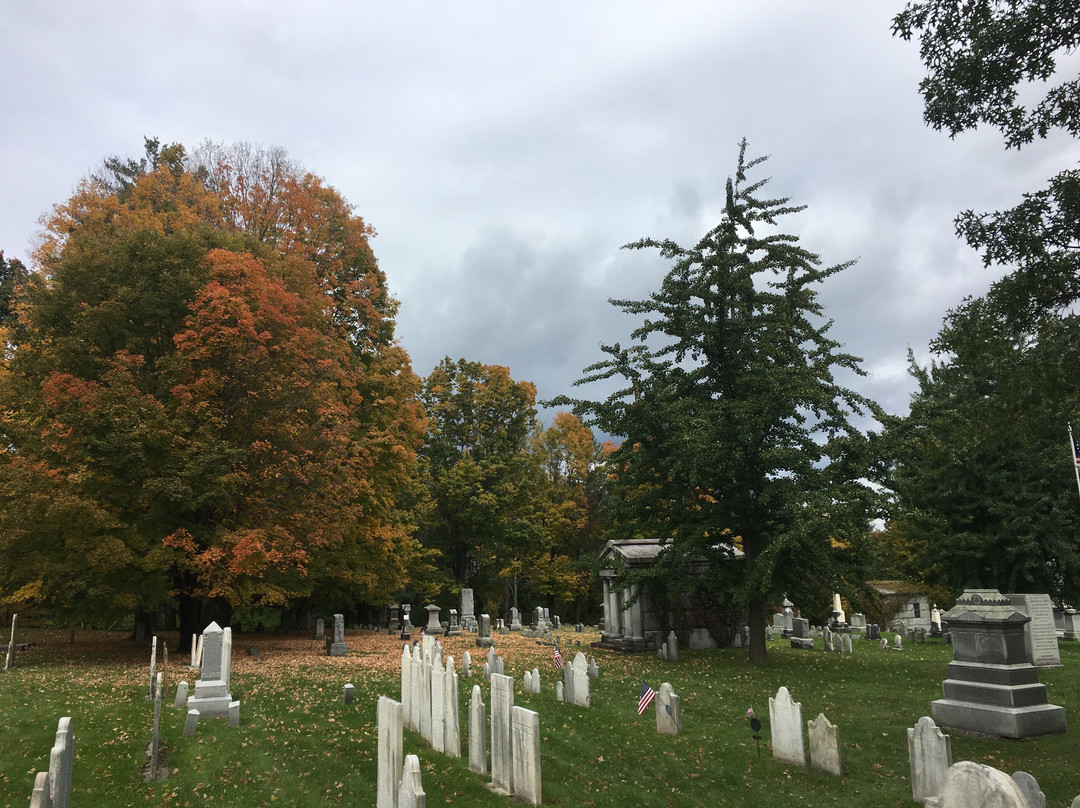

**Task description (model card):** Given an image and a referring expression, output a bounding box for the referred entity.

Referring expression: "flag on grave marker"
[553,644,563,670]
[638,681,656,715]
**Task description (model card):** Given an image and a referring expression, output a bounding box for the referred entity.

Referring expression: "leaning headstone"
[667,631,678,662]
[511,706,542,805]
[879,638,888,650]
[147,636,158,700]
[174,680,189,709]
[769,686,805,766]
[468,684,487,775]
[194,632,205,669]
[148,673,164,781]
[6,613,20,670]
[183,708,199,737]
[376,696,403,808]
[1010,772,1046,808]
[572,652,590,707]
[656,682,681,735]
[398,754,426,808]
[490,673,515,793]
[327,614,348,656]
[808,712,842,776]
[908,716,952,804]
[926,761,1027,808]
[314,617,325,640]
[343,683,354,705]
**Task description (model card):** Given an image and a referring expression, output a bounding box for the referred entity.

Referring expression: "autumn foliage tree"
[0,139,424,642]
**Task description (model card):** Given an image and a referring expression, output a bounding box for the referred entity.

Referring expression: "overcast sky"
[4,3,1076,430]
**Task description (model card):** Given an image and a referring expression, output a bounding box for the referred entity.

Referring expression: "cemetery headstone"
[588,657,598,678]
[460,588,476,631]
[511,706,542,806]
[894,634,903,650]
[523,669,533,693]
[656,682,681,735]
[400,613,412,641]
[808,712,842,776]
[174,680,188,708]
[5,613,17,670]
[790,617,813,649]
[932,588,1065,738]
[476,614,493,648]
[327,614,348,656]
[823,625,832,648]
[926,761,1028,808]
[389,605,401,635]
[447,609,462,636]
[490,673,515,793]
[658,642,667,661]
[188,622,236,719]
[468,684,487,775]
[29,771,49,808]
[842,635,852,654]
[769,686,805,766]
[35,717,74,808]
[462,650,472,677]
[1010,772,1046,808]
[315,617,325,640]
[444,656,461,758]
[431,654,446,753]
[376,697,403,808]
[667,630,678,662]
[398,754,427,808]
[908,716,952,804]
[556,681,564,702]
[879,638,888,650]
[344,683,355,705]
[562,658,575,706]
[510,607,522,631]
[832,633,842,653]
[1062,608,1080,641]
[183,709,199,738]
[1006,593,1062,667]
[148,673,164,781]
[423,603,442,636]
[147,636,158,700]
[572,652,590,707]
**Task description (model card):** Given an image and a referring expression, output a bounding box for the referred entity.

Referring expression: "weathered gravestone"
[174,680,189,709]
[1011,771,1046,808]
[908,716,952,804]
[667,631,678,662]
[398,754,427,808]
[931,589,1066,738]
[460,588,476,631]
[1006,593,1062,667]
[343,683,354,705]
[462,650,472,677]
[490,673,514,793]
[769,686,805,766]
[314,617,325,641]
[188,622,236,719]
[511,706,542,805]
[29,717,74,808]
[572,652,590,707]
[656,682,681,735]
[808,712,842,776]
[555,681,564,702]
[468,685,487,775]
[842,635,852,654]
[923,761,1028,808]
[587,657,599,679]
[424,604,443,636]
[376,696,403,808]
[327,614,348,656]
[790,618,813,650]
[5,613,17,670]
[401,645,413,729]
[431,652,446,753]
[476,614,493,648]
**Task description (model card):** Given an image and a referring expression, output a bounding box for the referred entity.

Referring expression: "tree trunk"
[747,594,768,665]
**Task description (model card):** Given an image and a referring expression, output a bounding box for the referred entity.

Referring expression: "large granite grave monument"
[930,589,1066,739]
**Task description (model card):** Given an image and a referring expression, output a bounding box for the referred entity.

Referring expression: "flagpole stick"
[1070,424,1080,507]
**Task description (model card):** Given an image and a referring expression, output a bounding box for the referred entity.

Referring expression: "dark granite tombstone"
[931,589,1065,739]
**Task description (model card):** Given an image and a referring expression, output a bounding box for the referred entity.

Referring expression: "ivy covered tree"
[558,140,881,664]
[0,140,425,644]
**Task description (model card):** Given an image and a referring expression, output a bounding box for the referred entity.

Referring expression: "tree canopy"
[558,140,881,664]
[0,139,425,638]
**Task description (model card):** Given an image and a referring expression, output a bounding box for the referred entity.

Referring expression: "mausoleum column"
[629,584,645,641]
[609,585,624,638]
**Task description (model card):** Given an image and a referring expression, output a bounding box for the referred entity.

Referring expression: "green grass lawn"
[1,628,1077,807]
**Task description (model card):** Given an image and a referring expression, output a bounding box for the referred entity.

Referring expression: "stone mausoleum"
[596,538,741,652]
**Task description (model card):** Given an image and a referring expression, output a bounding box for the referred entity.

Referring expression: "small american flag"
[1072,432,1080,471]
[638,681,656,715]
[553,644,563,670]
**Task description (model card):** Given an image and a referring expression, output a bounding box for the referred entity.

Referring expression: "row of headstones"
[27,717,74,808]
[384,660,543,805]
[908,715,1080,807]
